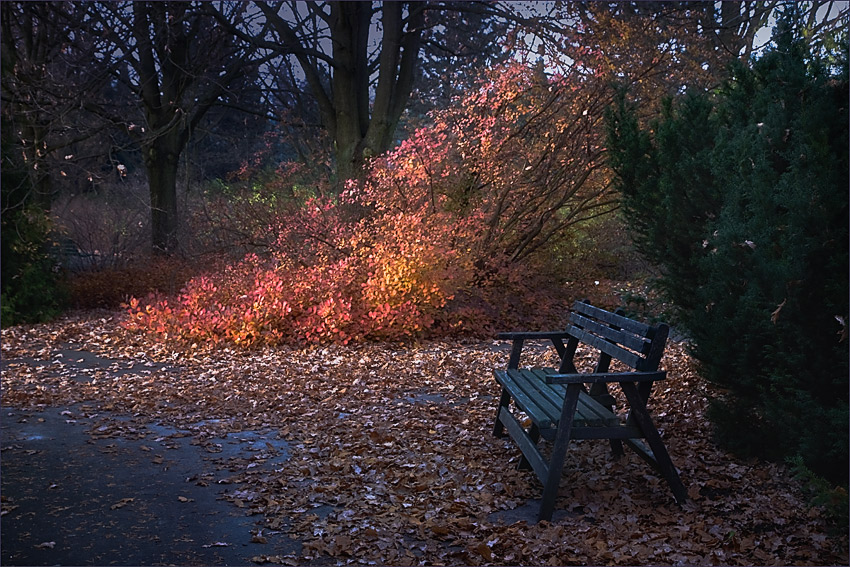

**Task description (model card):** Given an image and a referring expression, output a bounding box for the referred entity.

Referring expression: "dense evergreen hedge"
[607,22,848,483]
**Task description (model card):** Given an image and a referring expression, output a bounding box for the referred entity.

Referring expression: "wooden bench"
[492,300,687,522]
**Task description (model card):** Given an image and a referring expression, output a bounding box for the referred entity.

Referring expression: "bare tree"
[82,1,275,254]
[250,2,425,186]
[213,2,535,188]
[692,0,846,60]
[1,2,115,211]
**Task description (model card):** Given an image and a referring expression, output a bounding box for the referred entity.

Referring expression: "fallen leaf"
[2,316,847,566]
[35,542,56,549]
[771,299,787,324]
[0,505,19,516]
[475,542,493,561]
[110,498,134,510]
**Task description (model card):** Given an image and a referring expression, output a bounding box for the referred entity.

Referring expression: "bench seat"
[494,368,619,430]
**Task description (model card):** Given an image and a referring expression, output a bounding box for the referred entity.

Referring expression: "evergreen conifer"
[607,17,849,482]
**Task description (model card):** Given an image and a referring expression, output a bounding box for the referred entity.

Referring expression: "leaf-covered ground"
[2,310,847,565]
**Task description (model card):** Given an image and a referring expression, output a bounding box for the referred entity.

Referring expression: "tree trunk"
[329,1,371,187]
[262,2,425,188]
[361,3,424,159]
[144,132,181,255]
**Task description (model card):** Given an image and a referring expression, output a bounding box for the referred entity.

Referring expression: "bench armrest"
[496,331,571,341]
[545,370,666,384]
[496,331,572,369]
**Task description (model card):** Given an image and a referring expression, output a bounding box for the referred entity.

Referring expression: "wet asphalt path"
[1,351,299,566]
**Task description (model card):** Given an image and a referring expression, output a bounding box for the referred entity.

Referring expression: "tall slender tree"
[83,1,274,254]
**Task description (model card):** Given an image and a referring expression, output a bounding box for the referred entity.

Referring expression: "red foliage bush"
[127,60,616,347]
[126,214,459,347]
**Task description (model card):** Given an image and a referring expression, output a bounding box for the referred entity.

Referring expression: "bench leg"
[538,384,581,523]
[588,386,624,458]
[494,341,523,439]
[517,424,541,470]
[620,382,688,505]
[493,387,512,438]
[609,439,625,458]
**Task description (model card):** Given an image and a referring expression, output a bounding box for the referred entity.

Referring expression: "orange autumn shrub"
[126,197,461,346]
[127,60,615,347]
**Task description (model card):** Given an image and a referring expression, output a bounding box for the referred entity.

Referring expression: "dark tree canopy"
[2,1,846,257]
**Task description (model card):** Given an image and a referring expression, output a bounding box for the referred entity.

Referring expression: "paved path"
[1,359,299,566]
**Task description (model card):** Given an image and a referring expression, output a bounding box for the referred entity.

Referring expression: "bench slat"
[494,370,555,429]
[569,312,652,354]
[498,369,620,429]
[545,371,666,384]
[496,331,571,341]
[518,369,596,427]
[571,301,654,337]
[518,369,567,421]
[564,325,645,370]
[534,369,620,428]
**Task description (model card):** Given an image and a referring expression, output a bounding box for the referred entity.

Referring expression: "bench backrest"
[565,301,669,372]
